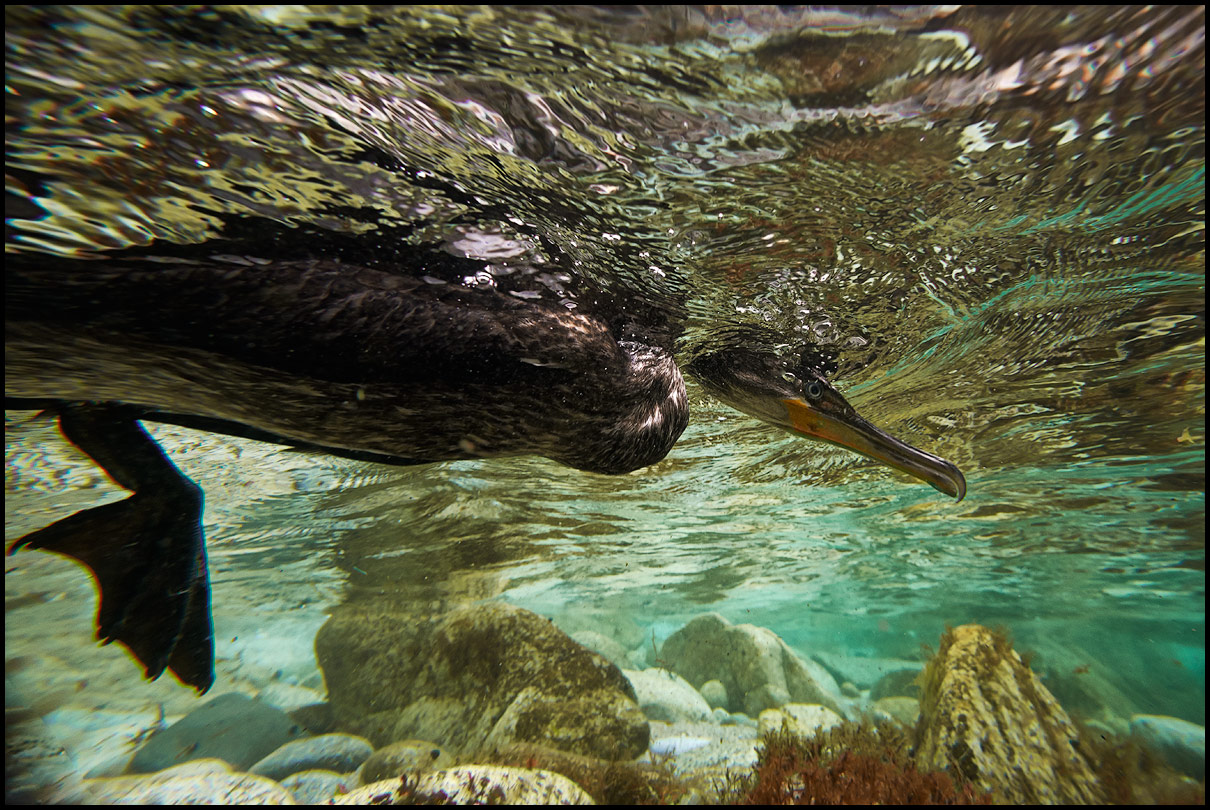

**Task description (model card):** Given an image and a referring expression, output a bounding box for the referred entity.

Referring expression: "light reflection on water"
[4,4,1205,799]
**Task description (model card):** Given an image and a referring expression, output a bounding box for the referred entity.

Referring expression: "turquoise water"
[5,5,1205,800]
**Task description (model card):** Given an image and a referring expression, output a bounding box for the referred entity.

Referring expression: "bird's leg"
[8,404,215,692]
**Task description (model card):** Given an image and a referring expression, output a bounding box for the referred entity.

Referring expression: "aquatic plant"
[732,721,992,805]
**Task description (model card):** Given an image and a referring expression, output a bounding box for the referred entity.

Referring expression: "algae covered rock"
[913,624,1104,803]
[335,766,594,805]
[659,613,844,717]
[316,601,648,760]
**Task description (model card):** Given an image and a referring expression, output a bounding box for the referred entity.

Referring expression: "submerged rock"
[250,732,373,780]
[128,693,307,774]
[288,701,338,735]
[870,665,924,700]
[316,601,648,760]
[1130,714,1205,780]
[280,769,356,804]
[258,681,327,713]
[913,624,1104,803]
[358,740,455,785]
[815,650,923,692]
[699,679,729,710]
[570,630,634,669]
[711,706,757,727]
[658,613,844,717]
[335,766,594,805]
[645,720,761,780]
[623,668,713,723]
[492,741,695,803]
[84,759,296,804]
[757,703,843,739]
[871,695,921,728]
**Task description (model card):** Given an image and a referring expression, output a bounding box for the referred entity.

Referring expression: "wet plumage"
[8,256,689,475]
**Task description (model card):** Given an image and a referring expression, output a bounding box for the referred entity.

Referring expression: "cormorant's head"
[685,326,966,500]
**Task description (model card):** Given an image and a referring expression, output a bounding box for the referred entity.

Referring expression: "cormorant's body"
[6,248,964,692]
[7,256,689,475]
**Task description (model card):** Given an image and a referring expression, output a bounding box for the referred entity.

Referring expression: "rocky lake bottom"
[5,574,1205,805]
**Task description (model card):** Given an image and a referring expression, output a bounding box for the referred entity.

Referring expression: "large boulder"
[658,613,844,718]
[913,624,1104,804]
[316,601,648,760]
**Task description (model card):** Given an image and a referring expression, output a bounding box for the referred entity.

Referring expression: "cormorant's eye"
[805,381,824,400]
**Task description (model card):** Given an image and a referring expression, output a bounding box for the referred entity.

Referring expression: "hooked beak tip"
[939,465,967,501]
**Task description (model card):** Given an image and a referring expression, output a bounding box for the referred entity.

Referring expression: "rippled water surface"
[5,5,1205,799]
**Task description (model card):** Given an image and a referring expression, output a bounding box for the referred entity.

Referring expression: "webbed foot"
[8,405,215,692]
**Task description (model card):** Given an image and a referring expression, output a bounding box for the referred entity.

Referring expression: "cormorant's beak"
[781,397,966,500]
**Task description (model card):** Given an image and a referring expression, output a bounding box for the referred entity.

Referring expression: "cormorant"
[5,247,965,693]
